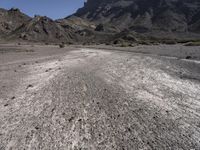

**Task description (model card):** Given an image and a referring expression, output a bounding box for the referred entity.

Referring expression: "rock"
[95,24,105,32]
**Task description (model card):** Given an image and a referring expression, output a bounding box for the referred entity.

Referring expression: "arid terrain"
[0,0,200,149]
[0,43,200,149]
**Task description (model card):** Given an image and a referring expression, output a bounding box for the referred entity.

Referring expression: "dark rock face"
[95,24,105,31]
[75,0,200,33]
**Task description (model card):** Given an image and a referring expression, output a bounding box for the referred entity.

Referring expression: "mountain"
[9,16,78,43]
[1,0,200,44]
[74,0,200,33]
[0,8,30,36]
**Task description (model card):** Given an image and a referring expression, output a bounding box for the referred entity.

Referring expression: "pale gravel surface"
[0,44,200,149]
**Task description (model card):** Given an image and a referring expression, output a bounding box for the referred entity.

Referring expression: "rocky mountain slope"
[0,0,200,44]
[56,16,96,31]
[9,16,78,43]
[0,8,30,36]
[75,0,200,33]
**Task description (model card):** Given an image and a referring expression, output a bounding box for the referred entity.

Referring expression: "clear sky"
[0,0,85,19]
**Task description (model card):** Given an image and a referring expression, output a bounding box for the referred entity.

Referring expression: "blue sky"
[0,0,85,19]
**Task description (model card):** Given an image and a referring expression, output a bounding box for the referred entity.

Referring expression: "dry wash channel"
[0,45,200,149]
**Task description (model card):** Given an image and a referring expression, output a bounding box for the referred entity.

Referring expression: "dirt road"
[0,45,200,149]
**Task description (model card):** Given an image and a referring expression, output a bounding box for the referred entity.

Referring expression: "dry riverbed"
[0,44,200,149]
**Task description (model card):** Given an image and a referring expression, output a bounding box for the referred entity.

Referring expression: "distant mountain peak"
[9,7,20,12]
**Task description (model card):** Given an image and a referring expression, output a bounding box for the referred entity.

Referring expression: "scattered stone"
[45,68,52,72]
[4,104,9,107]
[27,84,33,89]
[11,96,15,100]
[153,116,158,119]
[185,56,192,59]
[127,127,131,132]
[35,126,40,130]
[68,116,74,122]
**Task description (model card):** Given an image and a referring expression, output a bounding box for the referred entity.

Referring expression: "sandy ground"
[0,44,200,150]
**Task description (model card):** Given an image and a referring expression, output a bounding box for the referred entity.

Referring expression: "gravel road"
[0,45,200,149]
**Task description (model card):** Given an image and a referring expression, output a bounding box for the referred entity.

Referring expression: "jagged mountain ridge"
[0,0,200,44]
[0,8,80,43]
[9,16,78,42]
[0,8,30,36]
[75,0,200,33]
